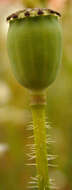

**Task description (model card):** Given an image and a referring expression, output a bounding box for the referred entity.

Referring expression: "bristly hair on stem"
[31,104,50,190]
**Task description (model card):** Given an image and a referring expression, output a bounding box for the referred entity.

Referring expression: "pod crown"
[6,8,61,22]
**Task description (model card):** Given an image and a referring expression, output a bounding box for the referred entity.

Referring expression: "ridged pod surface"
[7,8,62,90]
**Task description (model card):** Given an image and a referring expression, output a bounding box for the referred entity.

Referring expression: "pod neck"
[29,90,47,106]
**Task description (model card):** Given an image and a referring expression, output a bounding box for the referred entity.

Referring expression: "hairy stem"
[31,104,50,190]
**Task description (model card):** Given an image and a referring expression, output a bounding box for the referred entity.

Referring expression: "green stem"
[31,104,50,190]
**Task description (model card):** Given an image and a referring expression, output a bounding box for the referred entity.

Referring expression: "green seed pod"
[7,8,62,91]
[6,9,62,189]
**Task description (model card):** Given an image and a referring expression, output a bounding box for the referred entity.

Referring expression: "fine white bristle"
[47,154,58,161]
[27,135,34,139]
[25,120,58,190]
[26,163,36,166]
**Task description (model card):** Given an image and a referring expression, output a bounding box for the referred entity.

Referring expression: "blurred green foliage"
[21,0,48,7]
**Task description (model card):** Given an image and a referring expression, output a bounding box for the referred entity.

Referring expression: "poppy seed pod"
[7,8,62,91]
